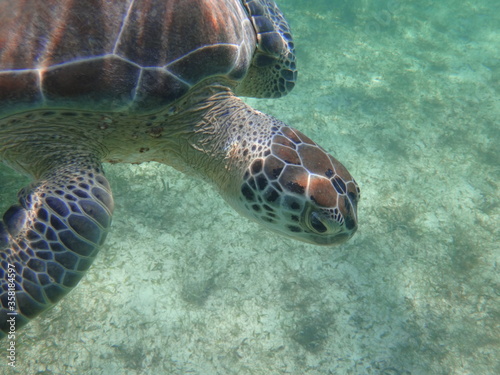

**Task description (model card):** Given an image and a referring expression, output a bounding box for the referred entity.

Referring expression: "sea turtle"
[0,0,359,337]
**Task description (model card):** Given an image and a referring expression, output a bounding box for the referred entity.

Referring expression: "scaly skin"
[1,155,113,338]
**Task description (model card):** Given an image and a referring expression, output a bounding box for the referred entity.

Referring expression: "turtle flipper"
[0,159,113,338]
[237,0,297,98]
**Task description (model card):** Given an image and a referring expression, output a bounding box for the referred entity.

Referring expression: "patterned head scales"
[238,126,359,245]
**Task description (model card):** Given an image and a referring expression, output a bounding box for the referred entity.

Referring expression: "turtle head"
[187,92,359,245]
[232,125,360,246]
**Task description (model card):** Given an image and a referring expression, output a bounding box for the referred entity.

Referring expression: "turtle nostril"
[345,215,357,231]
[310,212,328,234]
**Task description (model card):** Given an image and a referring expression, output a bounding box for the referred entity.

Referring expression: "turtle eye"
[309,211,328,234]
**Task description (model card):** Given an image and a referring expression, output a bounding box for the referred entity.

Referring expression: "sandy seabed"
[0,1,498,374]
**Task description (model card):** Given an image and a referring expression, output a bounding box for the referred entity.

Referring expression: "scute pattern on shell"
[0,0,255,114]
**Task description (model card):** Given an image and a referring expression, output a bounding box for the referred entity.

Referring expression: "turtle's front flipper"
[0,158,113,338]
[237,0,297,98]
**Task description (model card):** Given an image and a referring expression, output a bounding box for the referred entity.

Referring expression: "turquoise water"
[1,0,499,374]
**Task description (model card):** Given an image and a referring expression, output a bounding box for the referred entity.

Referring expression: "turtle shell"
[0,0,256,115]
